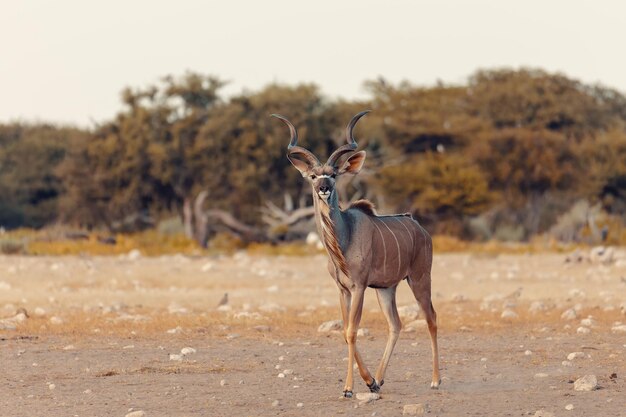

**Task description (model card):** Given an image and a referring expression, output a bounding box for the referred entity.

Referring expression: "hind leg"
[407,273,441,389]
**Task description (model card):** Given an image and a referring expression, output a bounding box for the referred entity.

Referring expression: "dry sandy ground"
[1,251,625,416]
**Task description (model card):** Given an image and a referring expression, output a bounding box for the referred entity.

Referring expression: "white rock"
[357,328,370,337]
[528,301,548,313]
[561,308,577,320]
[403,403,425,415]
[296,403,303,408]
[403,319,427,333]
[576,326,591,334]
[282,369,294,375]
[266,285,279,293]
[125,411,146,417]
[180,347,196,355]
[356,392,380,403]
[166,326,182,334]
[611,324,626,333]
[567,352,585,361]
[397,305,421,320]
[167,303,188,314]
[524,350,532,356]
[562,361,572,367]
[565,404,574,411]
[220,379,226,386]
[0,281,11,290]
[83,389,92,394]
[169,353,183,361]
[127,249,142,261]
[271,399,279,407]
[48,383,56,390]
[580,317,596,327]
[574,374,598,391]
[533,411,555,417]
[317,320,343,333]
[534,373,549,378]
[34,307,46,317]
[217,304,232,312]
[501,309,518,319]
[201,262,215,272]
[49,316,64,325]
[277,373,285,378]
[63,345,75,350]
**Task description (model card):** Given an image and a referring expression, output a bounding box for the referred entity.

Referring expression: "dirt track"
[1,252,625,416]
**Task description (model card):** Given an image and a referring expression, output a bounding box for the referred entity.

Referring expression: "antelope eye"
[309,174,316,180]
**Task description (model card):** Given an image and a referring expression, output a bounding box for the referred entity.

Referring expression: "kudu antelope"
[272,111,441,398]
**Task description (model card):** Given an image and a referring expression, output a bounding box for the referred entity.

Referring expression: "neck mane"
[313,191,350,278]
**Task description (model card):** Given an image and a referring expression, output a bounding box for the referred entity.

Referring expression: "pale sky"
[1,0,625,127]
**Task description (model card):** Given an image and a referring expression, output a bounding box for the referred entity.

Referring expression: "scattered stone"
[567,352,585,361]
[533,411,555,417]
[48,383,56,390]
[524,350,532,356]
[528,301,548,313]
[127,249,142,261]
[296,403,303,408]
[590,246,614,264]
[397,305,421,320]
[277,373,285,378]
[318,320,343,333]
[220,379,226,386]
[611,324,626,333]
[169,353,183,361]
[83,389,92,394]
[356,392,380,404]
[266,285,279,293]
[574,374,598,391]
[49,316,64,325]
[180,347,196,355]
[201,262,215,272]
[217,305,232,312]
[501,309,518,319]
[403,403,425,415]
[253,325,271,333]
[123,345,134,349]
[125,411,146,417]
[580,317,596,327]
[565,404,574,411]
[562,361,573,367]
[577,326,591,334]
[63,345,76,350]
[403,319,427,333]
[534,373,549,378]
[282,369,294,375]
[34,307,46,317]
[166,326,182,334]
[271,400,279,407]
[561,308,577,320]
[357,328,370,337]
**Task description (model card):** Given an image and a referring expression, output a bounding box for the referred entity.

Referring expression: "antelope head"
[272,111,369,204]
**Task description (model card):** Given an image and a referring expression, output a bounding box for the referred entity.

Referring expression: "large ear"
[288,153,315,176]
[339,151,366,175]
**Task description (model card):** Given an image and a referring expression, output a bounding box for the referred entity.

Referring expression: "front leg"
[338,288,375,397]
[343,286,368,397]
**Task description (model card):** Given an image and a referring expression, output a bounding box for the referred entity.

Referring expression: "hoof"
[430,379,441,389]
[367,379,381,393]
[343,390,353,398]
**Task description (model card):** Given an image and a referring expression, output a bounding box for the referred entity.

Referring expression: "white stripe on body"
[380,219,402,278]
[371,221,387,276]
[393,217,415,248]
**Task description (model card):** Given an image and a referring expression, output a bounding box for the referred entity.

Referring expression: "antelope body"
[273,111,440,397]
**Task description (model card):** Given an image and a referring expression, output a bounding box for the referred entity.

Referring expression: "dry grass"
[1,227,595,257]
